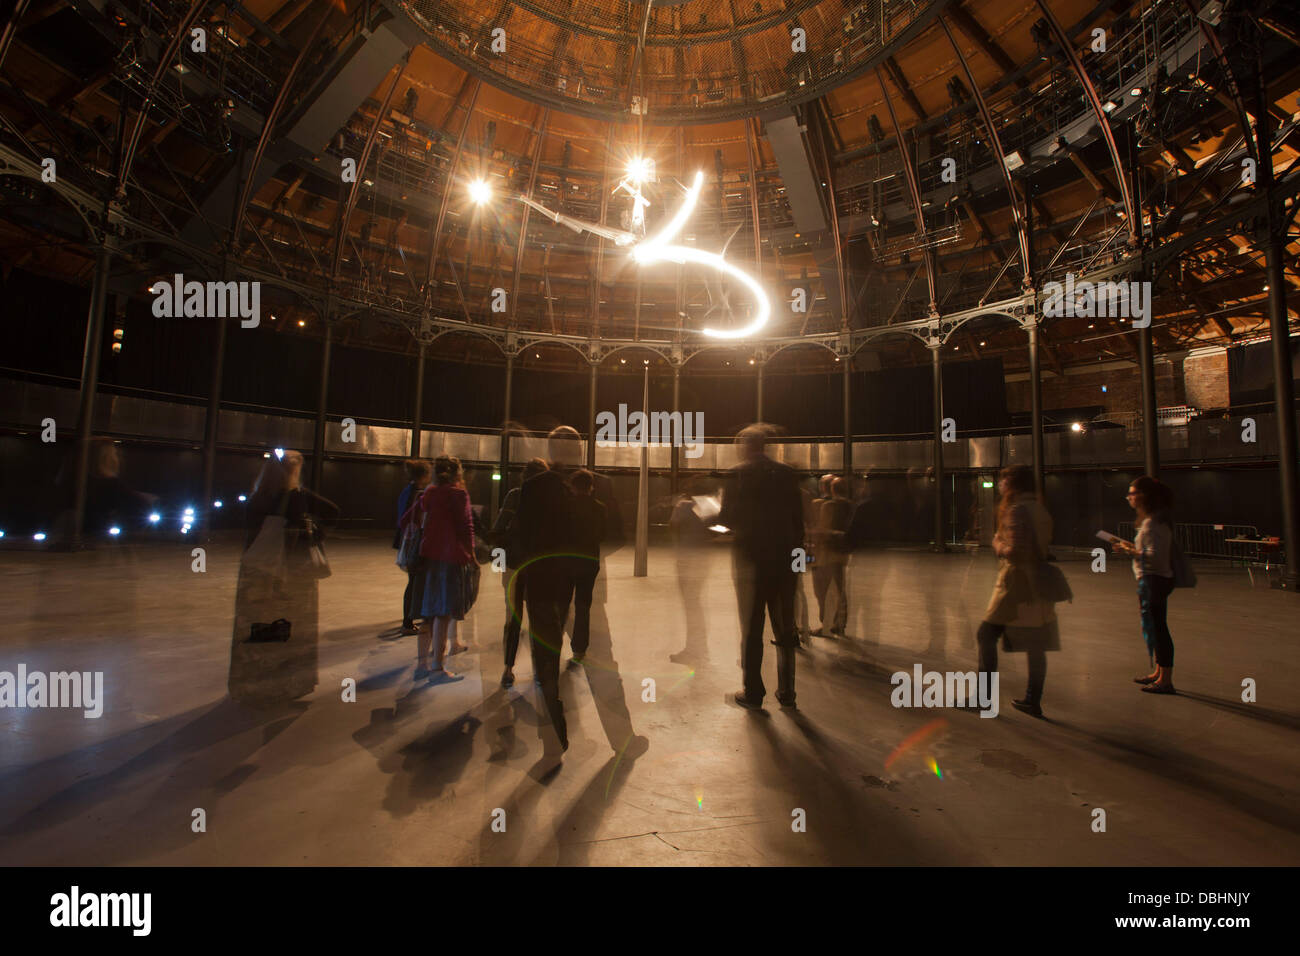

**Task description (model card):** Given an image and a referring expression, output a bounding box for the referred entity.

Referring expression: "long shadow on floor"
[0,697,309,861]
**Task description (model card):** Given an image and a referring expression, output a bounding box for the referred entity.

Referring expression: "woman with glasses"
[1115,476,1176,695]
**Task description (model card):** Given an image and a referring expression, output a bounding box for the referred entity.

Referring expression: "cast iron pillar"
[930,338,946,552]
[1026,315,1046,498]
[410,340,426,458]
[311,314,333,492]
[70,240,113,549]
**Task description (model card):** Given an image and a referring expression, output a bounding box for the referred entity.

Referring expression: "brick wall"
[1005,361,1186,416]
[1183,351,1230,410]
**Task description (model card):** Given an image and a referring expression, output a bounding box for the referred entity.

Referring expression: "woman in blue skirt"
[400,454,476,681]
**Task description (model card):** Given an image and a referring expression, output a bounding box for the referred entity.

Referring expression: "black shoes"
[733,691,763,710]
[1012,698,1044,718]
[776,694,797,709]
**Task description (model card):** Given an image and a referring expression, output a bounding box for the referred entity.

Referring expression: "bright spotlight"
[109,526,121,536]
[238,495,247,502]
[33,533,46,542]
[1071,422,1084,432]
[213,500,223,509]
[469,178,492,205]
[625,157,653,184]
[149,513,161,523]
[183,506,196,516]
[274,448,285,460]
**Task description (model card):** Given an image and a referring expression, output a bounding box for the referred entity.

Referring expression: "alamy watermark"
[151,273,262,328]
[1041,272,1150,327]
[891,664,999,718]
[0,665,103,718]
[50,886,150,936]
[594,404,705,459]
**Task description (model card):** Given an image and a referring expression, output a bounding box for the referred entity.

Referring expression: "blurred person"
[395,459,432,635]
[516,426,642,767]
[490,457,548,688]
[80,440,158,539]
[229,449,339,705]
[1115,476,1177,695]
[790,480,816,645]
[807,473,834,635]
[566,469,606,665]
[718,424,804,709]
[975,465,1057,718]
[669,479,713,663]
[400,455,476,681]
[813,477,853,637]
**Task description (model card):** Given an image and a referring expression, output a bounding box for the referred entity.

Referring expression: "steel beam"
[939,16,1031,284]
[878,67,937,313]
[1032,0,1137,242]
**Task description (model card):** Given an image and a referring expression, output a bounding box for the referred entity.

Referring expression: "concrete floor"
[1,535,1297,866]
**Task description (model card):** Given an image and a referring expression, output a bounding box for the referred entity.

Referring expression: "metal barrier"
[1117,521,1277,562]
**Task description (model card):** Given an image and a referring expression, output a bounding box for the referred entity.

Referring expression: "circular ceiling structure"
[397,0,946,122]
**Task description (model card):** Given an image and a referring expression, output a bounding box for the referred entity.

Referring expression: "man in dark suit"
[718,424,804,709]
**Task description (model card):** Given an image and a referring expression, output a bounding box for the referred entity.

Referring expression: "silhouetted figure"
[718,424,804,709]
[669,481,713,663]
[813,476,853,637]
[490,457,548,688]
[1117,475,1177,695]
[229,449,339,706]
[566,468,606,662]
[515,426,641,768]
[396,458,432,634]
[976,465,1057,718]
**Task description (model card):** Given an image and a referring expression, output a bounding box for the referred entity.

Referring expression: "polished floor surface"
[1,536,1297,865]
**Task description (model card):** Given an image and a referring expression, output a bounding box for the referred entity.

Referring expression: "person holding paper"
[1112,476,1177,695]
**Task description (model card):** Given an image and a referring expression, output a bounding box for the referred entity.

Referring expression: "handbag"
[397,511,423,571]
[295,514,332,580]
[248,618,291,643]
[1036,561,1073,603]
[1170,539,1197,589]
[464,561,482,611]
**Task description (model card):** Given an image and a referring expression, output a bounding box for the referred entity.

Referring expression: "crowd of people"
[226,423,1184,749]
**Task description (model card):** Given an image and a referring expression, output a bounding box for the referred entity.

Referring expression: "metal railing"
[1117,520,1284,564]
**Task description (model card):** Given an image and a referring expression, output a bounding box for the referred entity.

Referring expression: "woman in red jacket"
[400,454,476,681]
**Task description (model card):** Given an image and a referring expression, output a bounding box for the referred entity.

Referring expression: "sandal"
[1133,675,1157,684]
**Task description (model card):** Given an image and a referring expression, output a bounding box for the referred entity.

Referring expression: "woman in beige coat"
[976,465,1058,718]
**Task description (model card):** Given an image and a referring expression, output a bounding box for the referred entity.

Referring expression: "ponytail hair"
[433,454,463,487]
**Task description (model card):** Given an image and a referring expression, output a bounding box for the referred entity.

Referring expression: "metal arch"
[117,0,207,197]
[330,55,410,281]
[876,66,938,315]
[231,4,334,254]
[0,167,100,241]
[1185,0,1259,168]
[503,333,589,361]
[760,339,842,363]
[509,106,551,331]
[938,16,1031,286]
[1031,0,1137,242]
[588,341,676,365]
[426,324,509,356]
[241,276,329,320]
[423,78,483,299]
